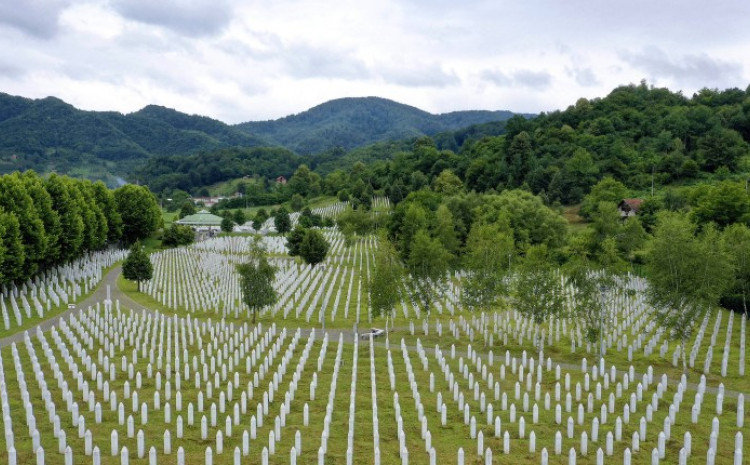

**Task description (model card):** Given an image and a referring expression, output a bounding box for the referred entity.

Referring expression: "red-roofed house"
[618,198,643,218]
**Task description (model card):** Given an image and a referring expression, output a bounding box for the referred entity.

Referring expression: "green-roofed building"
[175,210,224,228]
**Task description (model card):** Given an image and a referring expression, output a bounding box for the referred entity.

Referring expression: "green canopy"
[175,210,223,227]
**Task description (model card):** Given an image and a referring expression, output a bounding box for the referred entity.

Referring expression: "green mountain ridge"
[0,94,266,182]
[236,96,522,154]
[0,92,521,184]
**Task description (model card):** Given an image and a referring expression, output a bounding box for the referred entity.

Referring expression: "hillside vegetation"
[0,93,519,184]
[235,96,520,155]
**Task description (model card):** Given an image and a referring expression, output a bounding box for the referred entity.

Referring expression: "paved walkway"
[0,266,151,349]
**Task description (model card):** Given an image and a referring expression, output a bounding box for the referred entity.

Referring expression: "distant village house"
[276,175,288,185]
[618,198,643,218]
[190,192,242,208]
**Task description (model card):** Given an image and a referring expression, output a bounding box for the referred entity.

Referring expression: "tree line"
[0,171,161,285]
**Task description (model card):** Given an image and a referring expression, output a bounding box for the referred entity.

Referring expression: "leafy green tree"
[115,184,162,245]
[432,169,464,195]
[567,254,618,360]
[299,229,330,267]
[233,209,246,226]
[0,173,47,277]
[696,126,748,172]
[646,212,732,372]
[512,245,565,351]
[68,180,98,252]
[397,203,428,258]
[434,204,460,259]
[162,224,195,247]
[45,174,84,263]
[75,181,108,250]
[722,223,750,315]
[563,147,599,201]
[122,241,153,292]
[21,171,61,266]
[92,181,122,243]
[221,216,234,233]
[290,194,304,212]
[274,207,291,235]
[253,209,268,230]
[286,226,306,256]
[692,181,750,227]
[289,164,314,196]
[407,229,451,313]
[462,223,514,311]
[369,233,403,325]
[237,244,277,324]
[0,210,24,283]
[477,190,567,250]
[179,201,196,219]
[337,207,373,246]
[617,217,648,263]
[506,131,535,186]
[579,177,628,219]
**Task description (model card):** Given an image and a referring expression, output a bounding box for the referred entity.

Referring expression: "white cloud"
[0,0,72,38]
[620,47,744,89]
[110,0,233,37]
[0,0,748,123]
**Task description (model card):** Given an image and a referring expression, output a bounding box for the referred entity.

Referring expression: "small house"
[276,176,288,185]
[618,198,643,218]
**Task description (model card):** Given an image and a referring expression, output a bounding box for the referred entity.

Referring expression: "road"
[0,265,150,349]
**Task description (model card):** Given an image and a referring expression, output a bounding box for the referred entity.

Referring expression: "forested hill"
[0,93,266,181]
[0,92,521,183]
[235,96,521,155]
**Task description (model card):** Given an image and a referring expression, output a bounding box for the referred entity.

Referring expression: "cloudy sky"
[1,0,748,124]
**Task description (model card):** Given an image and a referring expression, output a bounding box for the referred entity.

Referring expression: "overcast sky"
[1,0,748,124]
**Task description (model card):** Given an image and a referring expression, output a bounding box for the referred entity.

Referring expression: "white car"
[360,328,385,339]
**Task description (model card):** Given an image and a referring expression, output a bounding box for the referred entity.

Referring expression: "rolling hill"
[0,92,523,184]
[236,96,521,155]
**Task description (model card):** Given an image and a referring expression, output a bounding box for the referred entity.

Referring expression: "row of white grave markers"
[233,201,353,234]
[0,248,126,331]
[0,302,746,464]
[410,282,748,379]
[154,235,748,378]
[142,232,379,324]
[155,212,747,382]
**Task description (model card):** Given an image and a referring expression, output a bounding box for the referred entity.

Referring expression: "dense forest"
[0,171,160,286]
[0,94,267,183]
[235,96,520,155]
[334,82,750,206]
[0,93,519,185]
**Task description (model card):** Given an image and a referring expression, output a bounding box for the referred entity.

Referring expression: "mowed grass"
[2,218,748,464]
[0,310,743,465]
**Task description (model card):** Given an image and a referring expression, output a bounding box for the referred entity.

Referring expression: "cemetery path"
[0,265,150,349]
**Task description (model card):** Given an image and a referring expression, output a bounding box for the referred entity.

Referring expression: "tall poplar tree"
[45,174,84,263]
[0,173,47,277]
[0,210,24,283]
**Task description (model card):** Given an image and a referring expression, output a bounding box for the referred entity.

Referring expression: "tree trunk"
[252,308,256,325]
